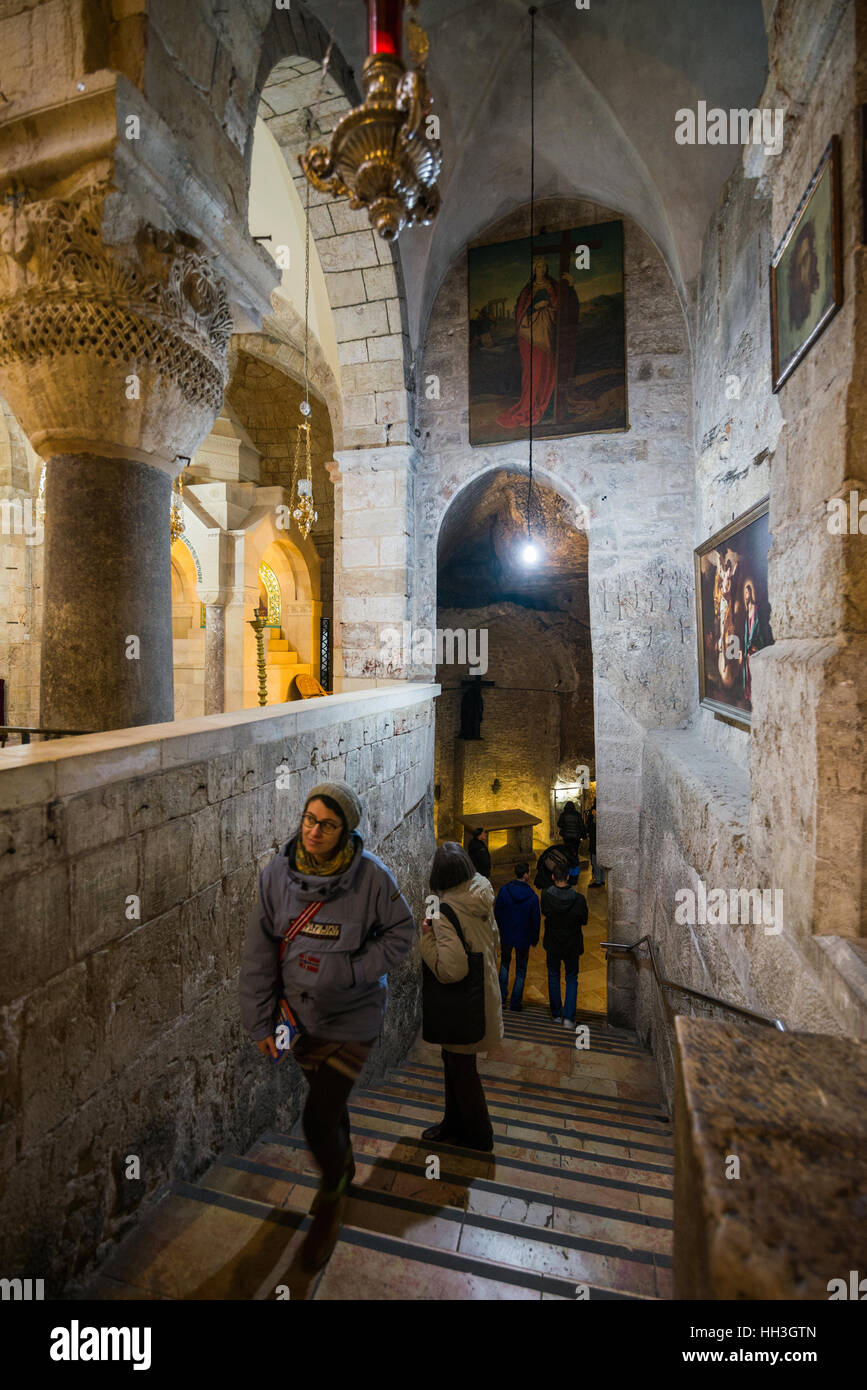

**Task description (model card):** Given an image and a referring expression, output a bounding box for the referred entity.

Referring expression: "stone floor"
[80,995,672,1300]
[491,852,608,1014]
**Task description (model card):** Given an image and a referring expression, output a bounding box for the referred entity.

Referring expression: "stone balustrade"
[0,682,437,1294]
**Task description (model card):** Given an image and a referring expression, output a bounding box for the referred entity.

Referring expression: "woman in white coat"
[418,841,504,1151]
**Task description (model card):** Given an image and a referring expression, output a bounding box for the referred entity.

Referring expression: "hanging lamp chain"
[304,146,311,408]
[527,5,537,542]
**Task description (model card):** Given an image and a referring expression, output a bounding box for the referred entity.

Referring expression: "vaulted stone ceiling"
[437,469,589,613]
[303,0,768,344]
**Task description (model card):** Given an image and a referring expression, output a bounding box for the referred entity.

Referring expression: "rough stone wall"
[417,196,696,1025]
[435,602,595,844]
[0,685,436,1294]
[636,0,867,1104]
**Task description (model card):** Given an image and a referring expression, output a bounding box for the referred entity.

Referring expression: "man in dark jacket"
[467,826,491,879]
[494,861,541,1010]
[540,854,588,1027]
[534,841,580,891]
[557,801,583,857]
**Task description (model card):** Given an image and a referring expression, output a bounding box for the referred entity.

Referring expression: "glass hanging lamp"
[288,167,319,542]
[170,470,185,542]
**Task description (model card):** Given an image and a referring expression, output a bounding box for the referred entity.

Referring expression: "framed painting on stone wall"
[694,497,774,730]
[770,135,842,392]
[467,219,627,445]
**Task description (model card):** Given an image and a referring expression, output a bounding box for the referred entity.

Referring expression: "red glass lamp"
[300,0,442,241]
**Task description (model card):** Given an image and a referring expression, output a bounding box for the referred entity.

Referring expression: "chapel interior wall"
[636,0,867,1106]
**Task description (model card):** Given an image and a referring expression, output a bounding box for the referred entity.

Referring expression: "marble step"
[410,1055,666,1108]
[397,1060,669,1120]
[378,1074,672,1140]
[92,1178,658,1301]
[339,1106,675,1187]
[240,1138,674,1259]
[187,1165,669,1299]
[354,1084,675,1156]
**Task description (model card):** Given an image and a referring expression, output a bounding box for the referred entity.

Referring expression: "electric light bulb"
[521,541,539,566]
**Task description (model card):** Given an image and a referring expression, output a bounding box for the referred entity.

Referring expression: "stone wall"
[635,0,867,1104]
[435,602,595,845]
[0,682,437,1294]
[416,196,696,1026]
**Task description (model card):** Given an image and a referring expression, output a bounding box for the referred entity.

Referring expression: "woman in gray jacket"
[418,842,503,1151]
[239,780,415,1271]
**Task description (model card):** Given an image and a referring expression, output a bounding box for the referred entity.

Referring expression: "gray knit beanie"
[304,781,362,832]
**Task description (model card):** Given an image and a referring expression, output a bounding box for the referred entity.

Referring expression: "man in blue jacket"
[494,861,541,1011]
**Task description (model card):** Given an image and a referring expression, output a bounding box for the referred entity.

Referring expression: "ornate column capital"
[0,183,232,472]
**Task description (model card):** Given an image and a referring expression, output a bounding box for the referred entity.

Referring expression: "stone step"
[378,1074,672,1140]
[398,1060,668,1119]
[245,1138,673,1253]
[410,1055,666,1109]
[204,1145,669,1295]
[267,650,300,666]
[186,1165,669,1299]
[339,1106,675,1186]
[353,1084,675,1157]
[94,1177,658,1301]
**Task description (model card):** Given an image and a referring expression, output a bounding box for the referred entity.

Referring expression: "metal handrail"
[601,935,786,1031]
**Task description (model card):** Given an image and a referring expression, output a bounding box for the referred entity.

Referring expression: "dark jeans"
[499,946,530,1007]
[546,947,579,1022]
[441,1049,494,1150]
[296,1037,376,1191]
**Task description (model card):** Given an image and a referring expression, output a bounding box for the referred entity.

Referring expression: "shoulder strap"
[437,901,472,958]
[279,899,326,961]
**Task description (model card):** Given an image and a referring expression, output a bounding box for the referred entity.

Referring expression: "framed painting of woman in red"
[467,220,627,445]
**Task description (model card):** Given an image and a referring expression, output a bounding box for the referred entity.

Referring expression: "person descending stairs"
[78,1005,673,1301]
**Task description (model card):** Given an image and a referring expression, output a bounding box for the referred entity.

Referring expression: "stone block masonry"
[0,683,438,1295]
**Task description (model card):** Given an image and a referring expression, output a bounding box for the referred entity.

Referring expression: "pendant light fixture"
[300,0,442,242]
[289,162,318,541]
[170,470,185,542]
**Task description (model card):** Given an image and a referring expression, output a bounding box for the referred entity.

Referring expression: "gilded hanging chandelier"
[300,0,442,241]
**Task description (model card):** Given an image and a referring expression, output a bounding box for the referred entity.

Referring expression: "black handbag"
[422,901,487,1045]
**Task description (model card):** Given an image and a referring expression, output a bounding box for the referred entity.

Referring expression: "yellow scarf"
[295,836,356,878]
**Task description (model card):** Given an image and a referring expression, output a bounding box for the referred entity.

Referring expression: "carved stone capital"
[0,183,232,470]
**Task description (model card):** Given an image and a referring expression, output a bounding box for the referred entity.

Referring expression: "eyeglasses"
[301,811,341,834]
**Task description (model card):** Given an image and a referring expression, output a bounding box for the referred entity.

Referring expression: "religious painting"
[770,135,842,392]
[694,498,774,729]
[467,219,627,445]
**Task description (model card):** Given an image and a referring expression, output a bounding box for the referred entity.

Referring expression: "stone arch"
[170,537,205,719]
[248,19,414,450]
[433,463,596,841]
[239,520,320,708]
[418,192,697,1024]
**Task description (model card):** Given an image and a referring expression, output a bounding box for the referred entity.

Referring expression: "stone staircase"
[81,1005,673,1301]
[265,633,313,703]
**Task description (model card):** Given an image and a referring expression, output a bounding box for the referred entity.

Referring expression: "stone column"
[330,445,416,686]
[202,601,227,716]
[0,187,234,730]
